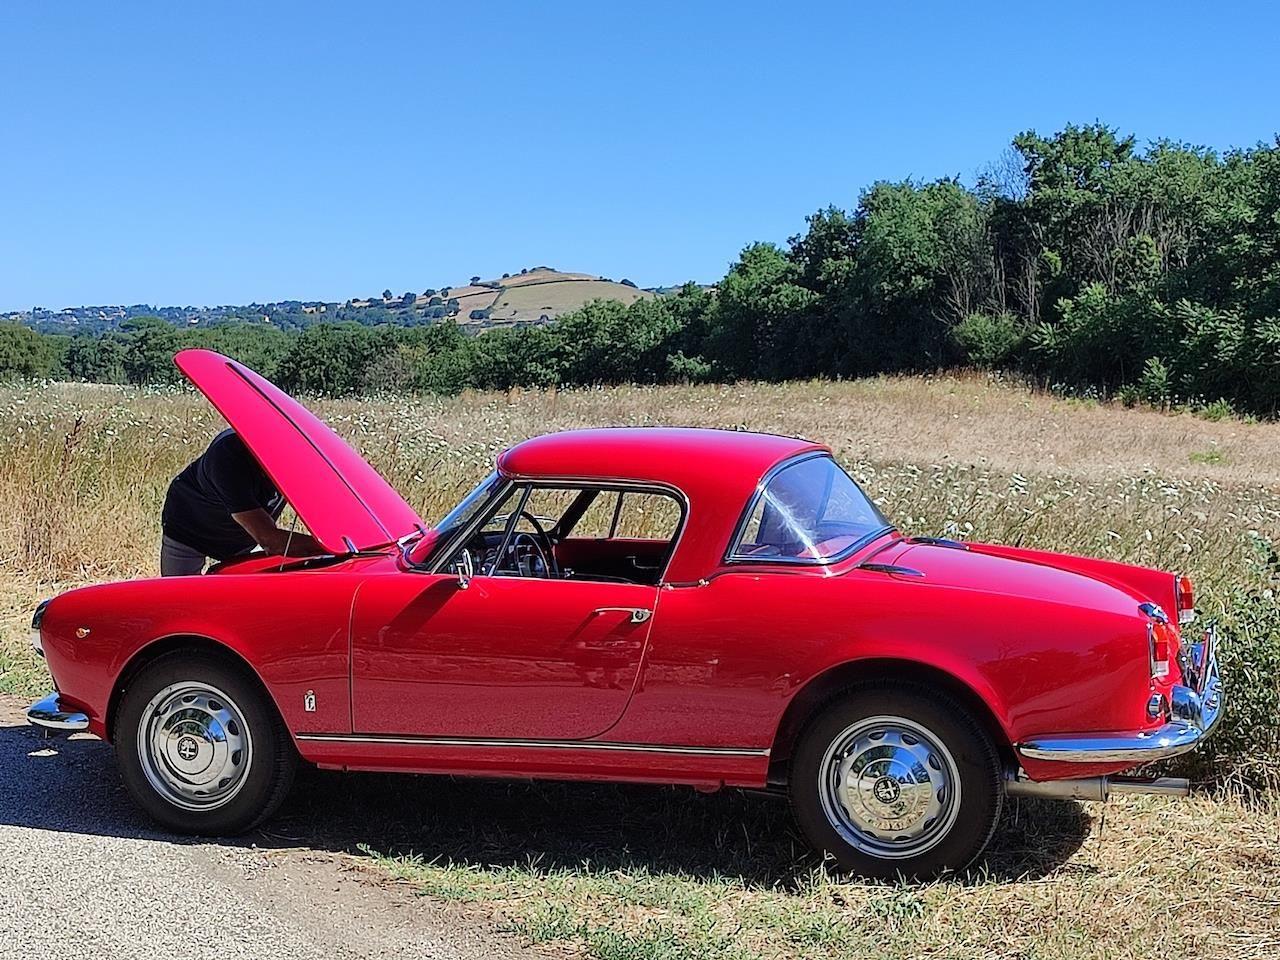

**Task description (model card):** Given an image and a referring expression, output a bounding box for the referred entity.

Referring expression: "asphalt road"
[0,695,531,960]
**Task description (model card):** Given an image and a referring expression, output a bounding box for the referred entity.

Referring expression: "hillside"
[427,268,654,331]
[7,267,661,334]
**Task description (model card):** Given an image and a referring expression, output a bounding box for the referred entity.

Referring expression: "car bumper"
[1017,633,1223,764]
[26,692,90,734]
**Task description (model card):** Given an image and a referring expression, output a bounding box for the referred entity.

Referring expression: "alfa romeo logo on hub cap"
[872,775,901,805]
[176,736,200,762]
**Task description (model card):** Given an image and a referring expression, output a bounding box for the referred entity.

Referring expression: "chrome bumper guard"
[26,692,89,734]
[1018,630,1223,764]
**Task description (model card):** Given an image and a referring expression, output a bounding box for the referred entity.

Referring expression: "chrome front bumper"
[27,692,89,734]
[1018,633,1223,764]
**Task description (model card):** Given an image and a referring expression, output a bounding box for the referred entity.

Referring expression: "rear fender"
[967,543,1178,613]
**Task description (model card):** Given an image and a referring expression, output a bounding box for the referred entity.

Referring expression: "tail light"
[1176,575,1195,624]
[1149,620,1173,678]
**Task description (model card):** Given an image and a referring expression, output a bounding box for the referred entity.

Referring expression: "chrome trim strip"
[1017,649,1223,763]
[295,733,769,758]
[26,692,89,733]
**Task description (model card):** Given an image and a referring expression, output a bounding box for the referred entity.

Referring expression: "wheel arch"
[767,657,1015,785]
[105,633,277,743]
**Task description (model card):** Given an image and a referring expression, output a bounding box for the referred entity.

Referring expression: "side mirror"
[454,550,474,589]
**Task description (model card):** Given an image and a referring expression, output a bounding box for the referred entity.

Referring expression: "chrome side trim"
[295,733,769,758]
[26,692,89,733]
[905,536,969,551]
[856,562,925,578]
[1017,649,1222,763]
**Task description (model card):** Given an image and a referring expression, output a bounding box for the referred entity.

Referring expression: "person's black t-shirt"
[162,429,284,560]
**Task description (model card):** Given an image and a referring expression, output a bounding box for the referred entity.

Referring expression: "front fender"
[37,572,365,740]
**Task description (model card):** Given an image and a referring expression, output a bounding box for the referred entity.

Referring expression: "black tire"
[790,680,1002,880]
[114,650,296,835]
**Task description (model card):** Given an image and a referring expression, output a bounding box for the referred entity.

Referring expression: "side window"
[518,487,580,531]
[572,490,622,538]
[730,455,888,563]
[562,490,682,542]
[456,483,685,584]
[613,492,682,541]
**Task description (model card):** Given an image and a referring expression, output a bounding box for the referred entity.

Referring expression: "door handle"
[593,607,652,624]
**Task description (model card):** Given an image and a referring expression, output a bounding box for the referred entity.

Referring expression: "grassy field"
[0,373,1277,957]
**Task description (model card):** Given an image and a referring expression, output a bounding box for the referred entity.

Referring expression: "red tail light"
[1149,620,1172,678]
[1176,575,1195,624]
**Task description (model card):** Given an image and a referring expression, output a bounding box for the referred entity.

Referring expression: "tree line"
[3,123,1279,414]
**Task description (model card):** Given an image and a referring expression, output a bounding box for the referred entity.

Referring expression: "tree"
[382,289,393,301]
[0,322,58,378]
[705,243,817,380]
[120,317,181,385]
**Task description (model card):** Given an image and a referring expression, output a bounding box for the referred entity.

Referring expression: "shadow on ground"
[1,718,1091,887]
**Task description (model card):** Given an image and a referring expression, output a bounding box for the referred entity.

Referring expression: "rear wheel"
[114,650,296,835]
[790,681,1002,880]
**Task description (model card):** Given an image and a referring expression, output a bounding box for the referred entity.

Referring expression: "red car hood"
[175,349,424,554]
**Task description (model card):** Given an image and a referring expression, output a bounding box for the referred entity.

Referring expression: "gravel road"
[0,695,533,960]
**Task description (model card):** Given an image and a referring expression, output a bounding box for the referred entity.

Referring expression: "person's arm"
[231,509,327,557]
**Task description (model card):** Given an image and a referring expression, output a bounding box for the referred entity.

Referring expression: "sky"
[2,1,1277,311]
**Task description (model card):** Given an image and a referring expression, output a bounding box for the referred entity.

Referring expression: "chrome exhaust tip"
[1005,772,1190,800]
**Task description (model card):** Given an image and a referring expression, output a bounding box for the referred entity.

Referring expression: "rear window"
[729,455,888,563]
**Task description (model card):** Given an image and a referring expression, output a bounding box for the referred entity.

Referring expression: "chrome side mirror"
[454,550,474,589]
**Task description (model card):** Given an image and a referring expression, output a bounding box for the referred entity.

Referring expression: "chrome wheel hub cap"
[138,682,251,811]
[818,715,960,859]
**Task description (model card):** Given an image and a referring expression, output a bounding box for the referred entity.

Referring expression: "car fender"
[37,572,365,740]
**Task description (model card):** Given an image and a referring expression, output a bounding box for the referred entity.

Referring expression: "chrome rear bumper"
[27,692,89,734]
[1017,637,1222,764]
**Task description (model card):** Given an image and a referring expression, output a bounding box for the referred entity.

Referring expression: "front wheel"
[114,650,296,835]
[790,681,1002,880]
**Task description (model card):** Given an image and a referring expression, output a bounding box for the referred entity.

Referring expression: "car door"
[349,485,664,741]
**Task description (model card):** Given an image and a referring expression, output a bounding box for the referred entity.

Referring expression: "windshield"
[729,455,889,562]
[431,470,505,543]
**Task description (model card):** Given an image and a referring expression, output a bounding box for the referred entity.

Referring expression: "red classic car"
[27,349,1222,878]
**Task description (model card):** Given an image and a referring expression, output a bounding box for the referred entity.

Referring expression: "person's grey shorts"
[159,534,207,577]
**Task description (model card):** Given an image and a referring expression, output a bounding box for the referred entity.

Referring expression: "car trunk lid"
[175,348,424,554]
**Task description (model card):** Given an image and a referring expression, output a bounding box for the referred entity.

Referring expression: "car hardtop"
[495,428,835,582]
[499,426,827,496]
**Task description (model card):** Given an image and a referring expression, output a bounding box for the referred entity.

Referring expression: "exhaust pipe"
[1005,772,1190,800]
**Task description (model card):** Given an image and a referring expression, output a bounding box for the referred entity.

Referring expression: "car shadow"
[1,720,1091,887]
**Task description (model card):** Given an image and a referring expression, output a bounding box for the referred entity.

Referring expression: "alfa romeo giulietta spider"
[27,349,1222,878]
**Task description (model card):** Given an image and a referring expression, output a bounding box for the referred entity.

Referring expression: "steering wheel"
[507,511,559,577]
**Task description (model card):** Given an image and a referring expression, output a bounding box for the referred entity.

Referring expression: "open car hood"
[174,349,423,554]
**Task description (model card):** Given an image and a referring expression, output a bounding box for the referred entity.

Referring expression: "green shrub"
[1174,536,1280,792]
[952,311,1025,369]
[1136,356,1171,407]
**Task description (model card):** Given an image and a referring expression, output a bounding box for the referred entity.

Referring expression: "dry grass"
[352,782,1280,960]
[2,373,1277,957]
[2,374,1278,687]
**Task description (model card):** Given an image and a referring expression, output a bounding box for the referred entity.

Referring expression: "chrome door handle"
[594,607,652,624]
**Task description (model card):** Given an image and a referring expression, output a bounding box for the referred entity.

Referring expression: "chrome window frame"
[722,452,893,568]
[425,475,691,586]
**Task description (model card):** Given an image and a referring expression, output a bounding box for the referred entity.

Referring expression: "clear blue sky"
[2,1,1276,311]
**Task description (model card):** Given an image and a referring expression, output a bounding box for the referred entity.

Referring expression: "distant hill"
[403,268,654,331]
[3,267,667,335]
